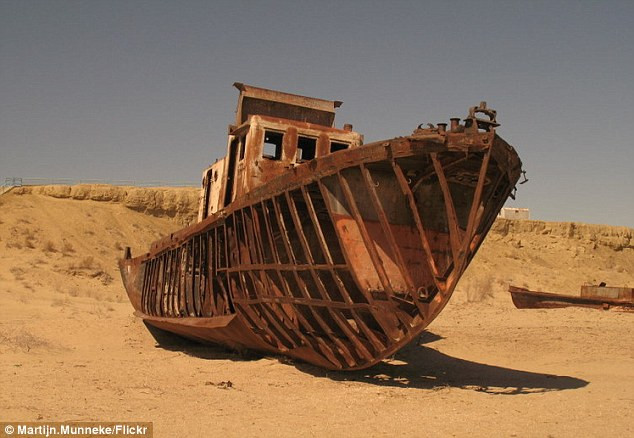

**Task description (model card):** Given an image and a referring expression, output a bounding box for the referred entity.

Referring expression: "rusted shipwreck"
[509,285,634,311]
[119,83,523,370]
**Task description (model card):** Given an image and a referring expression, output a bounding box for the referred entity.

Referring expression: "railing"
[2,177,198,188]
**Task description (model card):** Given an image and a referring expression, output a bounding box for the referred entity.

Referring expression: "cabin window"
[239,136,247,160]
[330,141,349,153]
[297,136,317,162]
[263,131,283,160]
[224,138,239,207]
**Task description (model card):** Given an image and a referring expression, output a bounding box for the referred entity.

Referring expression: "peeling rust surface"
[119,84,523,370]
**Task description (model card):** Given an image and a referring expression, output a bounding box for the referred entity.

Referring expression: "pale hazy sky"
[1,0,633,227]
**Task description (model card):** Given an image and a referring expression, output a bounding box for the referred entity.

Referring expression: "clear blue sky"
[1,0,633,227]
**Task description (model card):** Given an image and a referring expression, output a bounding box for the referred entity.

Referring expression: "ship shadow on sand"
[155,330,588,394]
[296,331,589,394]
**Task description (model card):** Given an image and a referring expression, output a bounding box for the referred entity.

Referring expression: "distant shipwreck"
[509,284,634,312]
[119,83,523,370]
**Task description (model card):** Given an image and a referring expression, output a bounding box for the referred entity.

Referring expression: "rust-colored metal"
[509,285,634,312]
[119,85,523,370]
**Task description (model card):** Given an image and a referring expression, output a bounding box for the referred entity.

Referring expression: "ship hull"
[120,132,522,370]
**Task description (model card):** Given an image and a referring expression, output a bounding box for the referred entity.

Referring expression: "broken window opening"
[263,131,284,160]
[297,136,317,162]
[239,136,247,161]
[223,138,239,207]
[330,141,349,153]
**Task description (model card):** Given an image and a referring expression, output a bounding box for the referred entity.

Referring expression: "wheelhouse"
[198,84,363,221]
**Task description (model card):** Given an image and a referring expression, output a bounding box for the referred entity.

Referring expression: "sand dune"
[0,185,198,303]
[1,185,632,437]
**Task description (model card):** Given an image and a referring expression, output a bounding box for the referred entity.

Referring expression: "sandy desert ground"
[1,185,632,437]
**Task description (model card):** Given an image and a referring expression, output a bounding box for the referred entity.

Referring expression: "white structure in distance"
[498,207,530,220]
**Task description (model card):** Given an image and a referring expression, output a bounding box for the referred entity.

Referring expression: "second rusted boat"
[119,83,523,370]
[509,285,634,311]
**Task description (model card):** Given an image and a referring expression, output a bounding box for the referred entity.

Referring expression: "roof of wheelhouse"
[233,82,342,127]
